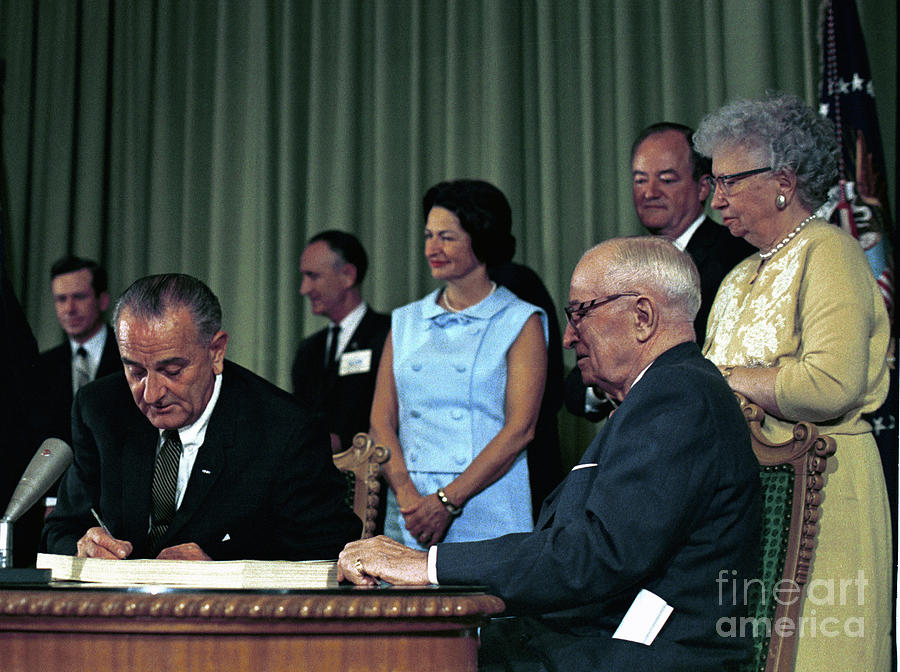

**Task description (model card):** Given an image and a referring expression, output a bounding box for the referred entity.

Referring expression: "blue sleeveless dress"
[384,285,547,549]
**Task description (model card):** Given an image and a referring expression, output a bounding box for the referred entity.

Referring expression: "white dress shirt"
[671,213,705,252]
[330,301,368,361]
[158,373,223,510]
[69,325,109,388]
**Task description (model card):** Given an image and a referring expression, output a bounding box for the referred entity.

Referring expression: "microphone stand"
[0,516,11,567]
[0,516,51,583]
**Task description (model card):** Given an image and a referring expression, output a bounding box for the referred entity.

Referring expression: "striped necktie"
[74,346,91,392]
[148,429,183,553]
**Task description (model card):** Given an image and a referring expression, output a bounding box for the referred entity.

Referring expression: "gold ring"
[354,558,363,572]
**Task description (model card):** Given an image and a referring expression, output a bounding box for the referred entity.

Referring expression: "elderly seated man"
[338,237,761,672]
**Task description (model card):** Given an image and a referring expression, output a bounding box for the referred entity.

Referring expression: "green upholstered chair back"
[735,394,836,672]
[741,464,793,672]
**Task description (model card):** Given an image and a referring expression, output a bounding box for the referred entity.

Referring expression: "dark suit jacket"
[291,306,390,450]
[39,324,122,444]
[564,220,754,420]
[438,343,761,671]
[42,360,361,560]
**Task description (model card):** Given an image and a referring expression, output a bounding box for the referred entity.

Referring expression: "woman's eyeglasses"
[704,166,772,196]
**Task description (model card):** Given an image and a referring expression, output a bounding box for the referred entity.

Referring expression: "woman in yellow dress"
[694,93,891,671]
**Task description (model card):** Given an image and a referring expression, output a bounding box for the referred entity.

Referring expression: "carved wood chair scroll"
[332,432,390,539]
[735,393,836,672]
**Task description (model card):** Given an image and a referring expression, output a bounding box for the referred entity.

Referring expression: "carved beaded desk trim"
[0,586,505,672]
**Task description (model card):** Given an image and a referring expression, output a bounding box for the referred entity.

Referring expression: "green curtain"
[1,0,895,468]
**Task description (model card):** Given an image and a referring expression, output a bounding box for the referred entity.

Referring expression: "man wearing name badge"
[565,123,754,421]
[292,230,390,452]
[338,237,761,671]
[39,256,122,445]
[42,273,360,560]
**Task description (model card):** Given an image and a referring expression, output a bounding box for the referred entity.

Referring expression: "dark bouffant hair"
[422,179,516,267]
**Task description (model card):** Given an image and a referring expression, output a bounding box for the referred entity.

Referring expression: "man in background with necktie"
[291,231,390,453]
[39,256,121,446]
[42,273,360,560]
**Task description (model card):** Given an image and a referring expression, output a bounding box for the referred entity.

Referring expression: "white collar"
[671,213,706,251]
[330,301,367,357]
[70,324,109,364]
[164,372,223,449]
[335,301,367,333]
[627,361,654,393]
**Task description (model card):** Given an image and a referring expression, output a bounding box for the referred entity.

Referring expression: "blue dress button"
[454,363,467,373]
[411,362,423,371]
[410,409,421,418]
[450,409,464,420]
[455,455,467,465]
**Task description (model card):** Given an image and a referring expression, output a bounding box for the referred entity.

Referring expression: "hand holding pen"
[77,508,133,560]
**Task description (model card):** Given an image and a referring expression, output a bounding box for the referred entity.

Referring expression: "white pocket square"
[221,533,231,542]
[612,589,673,645]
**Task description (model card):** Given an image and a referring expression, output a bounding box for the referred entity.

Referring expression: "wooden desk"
[0,585,505,671]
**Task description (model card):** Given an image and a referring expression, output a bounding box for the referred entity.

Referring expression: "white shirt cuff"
[427,545,439,585]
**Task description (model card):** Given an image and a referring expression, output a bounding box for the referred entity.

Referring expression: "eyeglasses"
[564,293,639,328]
[704,166,772,196]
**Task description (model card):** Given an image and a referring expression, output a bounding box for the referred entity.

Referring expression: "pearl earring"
[776,194,787,209]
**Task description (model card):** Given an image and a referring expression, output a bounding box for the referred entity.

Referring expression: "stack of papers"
[36,553,339,589]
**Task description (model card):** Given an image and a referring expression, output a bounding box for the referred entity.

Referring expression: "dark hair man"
[40,256,121,444]
[43,273,360,559]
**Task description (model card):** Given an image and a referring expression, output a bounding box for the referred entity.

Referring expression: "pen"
[90,507,111,536]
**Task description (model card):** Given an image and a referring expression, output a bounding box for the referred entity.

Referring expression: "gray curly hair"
[693,93,838,211]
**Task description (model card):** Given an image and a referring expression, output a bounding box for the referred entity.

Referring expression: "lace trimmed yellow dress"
[703,219,891,671]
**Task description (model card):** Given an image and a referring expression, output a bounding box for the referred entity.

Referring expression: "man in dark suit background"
[291,231,390,452]
[338,237,760,671]
[39,256,121,445]
[565,123,754,421]
[43,273,360,560]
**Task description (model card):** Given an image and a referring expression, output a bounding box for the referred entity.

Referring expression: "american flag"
[817,0,897,615]
[817,0,894,317]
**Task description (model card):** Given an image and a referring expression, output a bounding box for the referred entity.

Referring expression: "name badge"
[338,349,372,376]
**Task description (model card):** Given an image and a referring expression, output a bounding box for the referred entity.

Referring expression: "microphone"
[0,438,73,575]
[3,438,73,523]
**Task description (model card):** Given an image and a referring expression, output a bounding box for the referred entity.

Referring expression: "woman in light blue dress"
[371,180,548,550]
